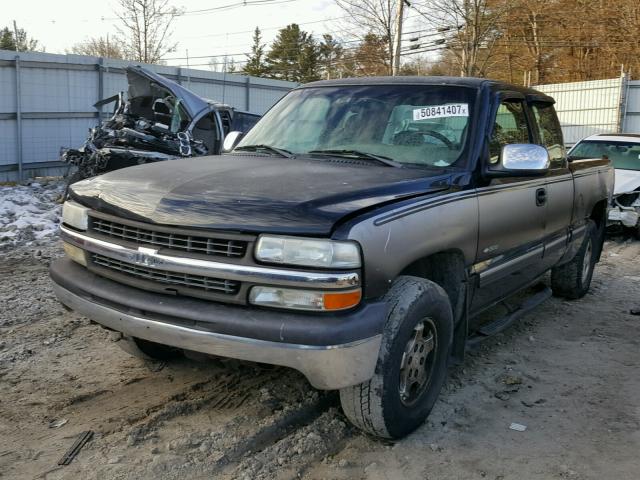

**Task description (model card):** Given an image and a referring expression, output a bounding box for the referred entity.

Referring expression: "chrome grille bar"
[90,218,246,258]
[61,226,360,290]
[91,253,239,295]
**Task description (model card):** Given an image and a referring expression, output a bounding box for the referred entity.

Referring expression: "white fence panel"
[535,77,625,146]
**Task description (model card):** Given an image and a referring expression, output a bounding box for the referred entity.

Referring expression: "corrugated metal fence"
[535,77,627,146]
[622,80,640,133]
[0,50,296,182]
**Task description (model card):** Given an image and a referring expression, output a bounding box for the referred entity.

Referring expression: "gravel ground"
[0,231,639,479]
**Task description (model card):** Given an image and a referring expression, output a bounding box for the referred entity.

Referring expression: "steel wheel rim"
[582,237,593,283]
[399,318,437,407]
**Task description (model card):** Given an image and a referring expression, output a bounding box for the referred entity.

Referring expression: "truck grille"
[91,253,240,296]
[90,218,247,258]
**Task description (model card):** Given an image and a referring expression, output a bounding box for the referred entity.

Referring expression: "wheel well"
[590,199,608,261]
[590,199,607,230]
[399,250,467,324]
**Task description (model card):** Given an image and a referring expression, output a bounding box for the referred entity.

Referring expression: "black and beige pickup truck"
[51,77,614,439]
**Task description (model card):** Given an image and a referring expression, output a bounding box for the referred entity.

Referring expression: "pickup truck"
[50,77,614,439]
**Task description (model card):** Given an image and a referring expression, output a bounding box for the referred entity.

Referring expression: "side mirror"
[223,131,243,152]
[488,144,550,177]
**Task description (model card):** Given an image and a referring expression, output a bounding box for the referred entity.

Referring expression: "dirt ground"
[1,237,639,480]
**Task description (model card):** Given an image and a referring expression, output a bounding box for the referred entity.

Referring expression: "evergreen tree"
[353,33,389,76]
[318,34,344,79]
[0,28,14,50]
[243,27,269,77]
[0,26,41,51]
[266,24,320,83]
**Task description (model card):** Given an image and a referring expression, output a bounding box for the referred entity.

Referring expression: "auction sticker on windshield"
[413,103,469,121]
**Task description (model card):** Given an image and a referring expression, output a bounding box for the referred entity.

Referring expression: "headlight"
[249,286,361,311]
[63,242,87,266]
[62,201,89,230]
[255,235,361,268]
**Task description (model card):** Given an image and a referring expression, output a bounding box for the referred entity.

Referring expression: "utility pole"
[13,20,20,52]
[392,0,406,76]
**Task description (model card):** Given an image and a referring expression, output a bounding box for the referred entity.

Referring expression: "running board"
[467,284,552,348]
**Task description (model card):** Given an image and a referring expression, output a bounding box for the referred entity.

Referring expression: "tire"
[339,276,453,439]
[551,220,598,299]
[131,337,182,361]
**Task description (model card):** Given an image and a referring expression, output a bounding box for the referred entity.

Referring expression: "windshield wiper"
[234,144,294,158]
[308,149,403,168]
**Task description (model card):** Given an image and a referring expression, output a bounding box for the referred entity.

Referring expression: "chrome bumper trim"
[60,226,359,290]
[53,283,381,390]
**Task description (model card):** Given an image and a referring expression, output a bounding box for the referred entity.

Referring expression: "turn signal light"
[249,286,361,311]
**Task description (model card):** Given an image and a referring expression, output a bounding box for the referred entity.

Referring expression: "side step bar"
[467,284,552,348]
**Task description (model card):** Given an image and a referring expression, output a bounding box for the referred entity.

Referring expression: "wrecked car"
[61,66,260,185]
[51,77,613,439]
[569,134,640,236]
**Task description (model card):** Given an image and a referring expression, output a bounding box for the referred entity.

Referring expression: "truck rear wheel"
[551,220,598,299]
[339,276,453,439]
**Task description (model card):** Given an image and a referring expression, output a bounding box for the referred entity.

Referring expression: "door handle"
[536,187,547,206]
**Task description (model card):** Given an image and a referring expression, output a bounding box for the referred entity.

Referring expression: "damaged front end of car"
[60,66,259,188]
[609,190,640,230]
[608,169,640,235]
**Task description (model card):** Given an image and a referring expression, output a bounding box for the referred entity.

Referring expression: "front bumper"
[608,206,639,228]
[50,258,385,390]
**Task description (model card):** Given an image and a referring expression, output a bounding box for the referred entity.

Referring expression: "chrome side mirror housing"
[488,144,550,177]
[223,131,244,153]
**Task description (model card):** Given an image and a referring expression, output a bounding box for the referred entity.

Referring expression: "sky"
[4,0,430,69]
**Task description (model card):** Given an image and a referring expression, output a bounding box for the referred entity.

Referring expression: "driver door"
[471,97,547,315]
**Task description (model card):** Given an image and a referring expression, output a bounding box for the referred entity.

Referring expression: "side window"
[192,112,221,153]
[489,100,530,163]
[531,103,566,169]
[232,112,261,134]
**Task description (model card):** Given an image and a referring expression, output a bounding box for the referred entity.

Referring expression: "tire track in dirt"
[125,368,284,445]
[212,393,338,476]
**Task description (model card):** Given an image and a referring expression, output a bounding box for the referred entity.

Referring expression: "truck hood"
[69,154,451,235]
[614,168,640,195]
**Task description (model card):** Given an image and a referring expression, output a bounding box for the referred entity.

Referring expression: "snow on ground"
[0,178,64,250]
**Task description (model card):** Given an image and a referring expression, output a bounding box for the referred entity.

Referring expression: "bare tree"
[425,0,508,77]
[70,36,126,59]
[115,0,181,64]
[334,0,396,74]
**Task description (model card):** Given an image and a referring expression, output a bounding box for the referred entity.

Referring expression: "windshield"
[237,85,476,167]
[569,140,640,171]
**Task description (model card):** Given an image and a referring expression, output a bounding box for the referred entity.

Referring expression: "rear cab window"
[531,102,566,169]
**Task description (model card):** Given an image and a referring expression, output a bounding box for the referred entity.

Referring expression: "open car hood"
[126,65,211,120]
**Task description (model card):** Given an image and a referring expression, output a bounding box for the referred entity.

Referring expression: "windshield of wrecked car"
[569,140,640,170]
[237,85,476,167]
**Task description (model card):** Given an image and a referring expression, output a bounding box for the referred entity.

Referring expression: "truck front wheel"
[117,336,183,361]
[339,276,453,439]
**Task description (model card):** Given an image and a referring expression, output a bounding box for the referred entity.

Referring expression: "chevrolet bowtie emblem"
[133,246,159,267]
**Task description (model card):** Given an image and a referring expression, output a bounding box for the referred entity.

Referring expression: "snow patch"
[0,180,64,250]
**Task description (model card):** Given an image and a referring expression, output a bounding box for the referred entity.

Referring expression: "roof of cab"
[298,76,553,101]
